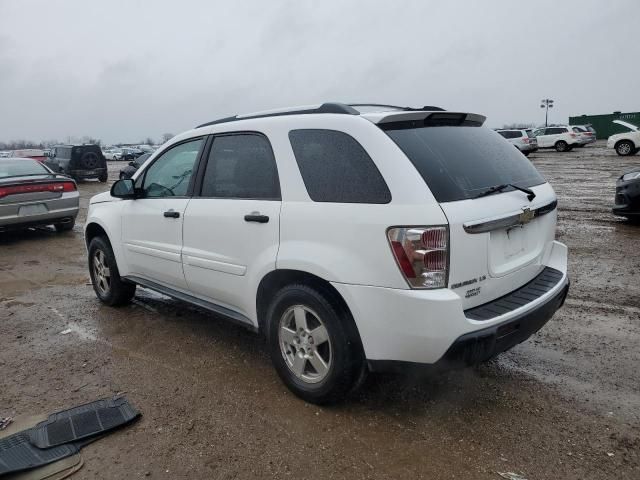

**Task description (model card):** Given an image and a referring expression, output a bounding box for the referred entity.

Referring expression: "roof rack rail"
[196,102,359,128]
[348,103,446,112]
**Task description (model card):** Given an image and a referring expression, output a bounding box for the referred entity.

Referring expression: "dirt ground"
[1,144,639,479]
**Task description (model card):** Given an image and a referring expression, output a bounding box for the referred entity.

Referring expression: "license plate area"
[19,203,48,216]
[488,222,542,277]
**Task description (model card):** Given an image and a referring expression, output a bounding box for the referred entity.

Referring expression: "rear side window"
[499,131,522,139]
[56,147,71,158]
[383,125,545,203]
[201,134,280,199]
[288,129,391,204]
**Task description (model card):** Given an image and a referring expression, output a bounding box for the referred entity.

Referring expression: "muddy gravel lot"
[1,144,639,479]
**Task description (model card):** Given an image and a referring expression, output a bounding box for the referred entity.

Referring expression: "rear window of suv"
[383,125,545,203]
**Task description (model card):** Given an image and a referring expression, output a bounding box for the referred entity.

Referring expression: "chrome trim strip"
[463,200,557,234]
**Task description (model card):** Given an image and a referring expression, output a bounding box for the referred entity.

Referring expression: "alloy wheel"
[93,249,111,296]
[618,143,632,155]
[278,305,332,384]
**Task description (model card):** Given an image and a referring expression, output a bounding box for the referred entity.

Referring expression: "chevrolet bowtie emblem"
[519,207,535,224]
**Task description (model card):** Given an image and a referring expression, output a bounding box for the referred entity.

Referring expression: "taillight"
[0,181,76,199]
[387,226,449,289]
[569,133,577,138]
[522,137,530,143]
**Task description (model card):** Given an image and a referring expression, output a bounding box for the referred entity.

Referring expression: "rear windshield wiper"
[474,183,535,201]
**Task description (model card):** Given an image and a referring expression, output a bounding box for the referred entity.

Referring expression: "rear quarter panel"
[256,115,449,289]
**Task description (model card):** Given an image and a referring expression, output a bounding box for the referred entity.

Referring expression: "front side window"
[200,134,280,199]
[288,129,391,204]
[141,138,203,198]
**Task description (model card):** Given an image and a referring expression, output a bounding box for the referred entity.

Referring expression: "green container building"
[569,111,640,138]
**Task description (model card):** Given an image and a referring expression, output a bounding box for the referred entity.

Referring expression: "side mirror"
[128,161,135,167]
[111,179,136,199]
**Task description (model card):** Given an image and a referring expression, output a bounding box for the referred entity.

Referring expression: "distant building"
[569,111,640,138]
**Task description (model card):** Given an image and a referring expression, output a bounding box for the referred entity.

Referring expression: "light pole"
[540,99,554,127]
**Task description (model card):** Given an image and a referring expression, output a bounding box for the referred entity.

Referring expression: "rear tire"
[266,284,365,404]
[54,219,75,232]
[88,236,136,306]
[615,140,635,156]
[98,171,108,182]
[555,141,568,152]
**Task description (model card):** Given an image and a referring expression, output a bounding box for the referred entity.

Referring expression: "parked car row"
[497,125,597,154]
[103,147,148,161]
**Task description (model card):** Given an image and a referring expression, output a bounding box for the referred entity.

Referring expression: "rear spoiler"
[365,111,486,127]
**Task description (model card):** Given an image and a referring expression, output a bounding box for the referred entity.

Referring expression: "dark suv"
[45,145,108,182]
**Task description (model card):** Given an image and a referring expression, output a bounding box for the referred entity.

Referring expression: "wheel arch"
[256,269,364,352]
[85,221,109,249]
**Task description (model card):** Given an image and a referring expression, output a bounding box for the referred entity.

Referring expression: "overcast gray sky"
[1,0,638,144]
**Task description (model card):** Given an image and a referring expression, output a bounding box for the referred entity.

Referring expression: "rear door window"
[200,133,280,199]
[383,125,545,203]
[499,131,520,139]
[289,129,391,204]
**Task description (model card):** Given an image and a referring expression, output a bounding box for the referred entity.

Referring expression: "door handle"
[244,213,269,223]
[164,210,180,218]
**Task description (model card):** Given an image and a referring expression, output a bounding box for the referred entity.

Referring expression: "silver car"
[0,158,79,232]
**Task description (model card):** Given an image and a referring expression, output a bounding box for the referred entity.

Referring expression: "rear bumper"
[0,194,79,229]
[370,279,569,373]
[519,144,538,152]
[333,240,568,367]
[69,167,107,179]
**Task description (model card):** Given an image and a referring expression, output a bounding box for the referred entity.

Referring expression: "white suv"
[532,126,583,152]
[496,129,538,156]
[85,103,569,404]
[607,119,640,156]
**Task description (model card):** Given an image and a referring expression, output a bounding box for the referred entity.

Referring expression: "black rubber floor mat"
[28,397,139,449]
[0,433,79,476]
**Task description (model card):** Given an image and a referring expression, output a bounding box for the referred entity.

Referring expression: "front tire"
[616,140,635,156]
[555,140,569,152]
[88,236,136,306]
[266,284,365,404]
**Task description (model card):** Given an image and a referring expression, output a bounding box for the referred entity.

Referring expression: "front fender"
[85,202,128,276]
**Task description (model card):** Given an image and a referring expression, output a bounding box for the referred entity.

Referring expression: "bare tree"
[161,133,174,143]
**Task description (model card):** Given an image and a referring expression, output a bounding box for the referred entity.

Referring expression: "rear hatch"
[379,113,556,309]
[524,130,538,146]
